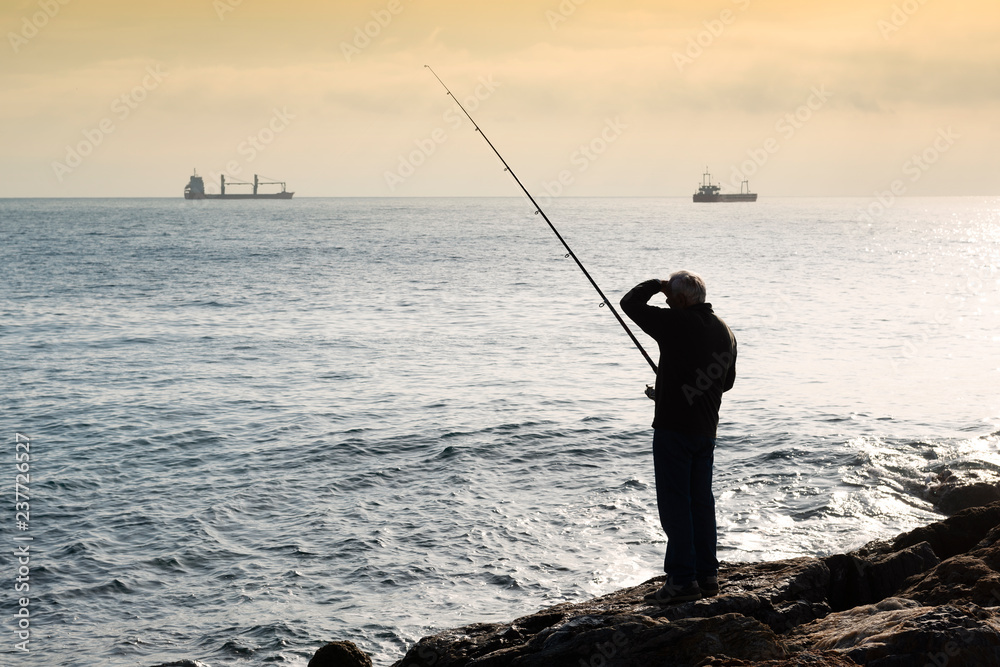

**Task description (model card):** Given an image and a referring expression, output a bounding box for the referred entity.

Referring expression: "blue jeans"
[652,428,718,584]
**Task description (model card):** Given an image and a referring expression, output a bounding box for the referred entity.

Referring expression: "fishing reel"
[645,384,655,400]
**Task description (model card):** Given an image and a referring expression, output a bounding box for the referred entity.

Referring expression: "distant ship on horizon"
[692,168,757,202]
[184,170,294,199]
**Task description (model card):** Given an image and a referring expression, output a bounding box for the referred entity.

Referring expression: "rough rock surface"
[823,541,939,612]
[899,520,1000,608]
[698,652,860,666]
[923,468,1000,515]
[308,640,374,667]
[294,500,1000,667]
[891,502,1000,560]
[464,613,787,667]
[938,483,1000,515]
[787,598,1000,666]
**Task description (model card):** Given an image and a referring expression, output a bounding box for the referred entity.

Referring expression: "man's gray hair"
[669,270,707,304]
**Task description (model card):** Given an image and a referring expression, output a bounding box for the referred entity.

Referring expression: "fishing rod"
[425,65,658,376]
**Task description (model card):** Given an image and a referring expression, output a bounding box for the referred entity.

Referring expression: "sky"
[1,0,998,198]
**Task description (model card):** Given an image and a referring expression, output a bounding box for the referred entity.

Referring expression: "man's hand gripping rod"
[425,66,658,385]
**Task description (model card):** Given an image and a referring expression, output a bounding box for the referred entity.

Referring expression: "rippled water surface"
[2,197,999,666]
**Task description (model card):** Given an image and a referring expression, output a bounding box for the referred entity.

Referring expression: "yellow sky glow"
[1,0,998,197]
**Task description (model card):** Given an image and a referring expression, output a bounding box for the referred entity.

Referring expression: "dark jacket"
[620,279,737,437]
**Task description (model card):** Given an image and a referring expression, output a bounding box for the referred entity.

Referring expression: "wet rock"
[309,640,373,667]
[787,598,1000,666]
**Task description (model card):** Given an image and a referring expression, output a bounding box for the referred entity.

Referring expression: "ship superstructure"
[692,169,757,202]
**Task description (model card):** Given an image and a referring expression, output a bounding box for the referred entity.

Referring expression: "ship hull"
[185,192,294,200]
[693,193,757,202]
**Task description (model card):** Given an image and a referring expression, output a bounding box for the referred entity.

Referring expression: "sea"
[1,196,998,666]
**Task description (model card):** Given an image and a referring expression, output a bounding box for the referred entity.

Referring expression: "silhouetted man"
[620,271,737,604]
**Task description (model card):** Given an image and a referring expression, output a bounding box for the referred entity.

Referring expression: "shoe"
[699,575,720,597]
[643,578,702,605]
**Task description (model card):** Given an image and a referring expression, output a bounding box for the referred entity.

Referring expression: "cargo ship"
[184,170,294,199]
[692,169,756,202]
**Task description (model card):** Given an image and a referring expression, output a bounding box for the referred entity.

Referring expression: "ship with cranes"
[183,170,294,199]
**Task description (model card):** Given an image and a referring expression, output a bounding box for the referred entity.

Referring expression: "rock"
[823,541,939,611]
[309,640,373,667]
[716,557,830,605]
[899,519,1000,608]
[892,502,1000,560]
[787,598,1000,666]
[618,613,787,667]
[900,555,1000,608]
[396,622,518,667]
[923,469,1000,514]
[652,557,832,633]
[393,558,833,666]
[937,483,1000,515]
[697,651,860,666]
[467,613,787,667]
[148,662,210,667]
[391,486,1000,667]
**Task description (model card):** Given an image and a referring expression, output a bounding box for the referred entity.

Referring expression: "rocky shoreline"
[308,496,1000,667]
